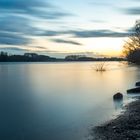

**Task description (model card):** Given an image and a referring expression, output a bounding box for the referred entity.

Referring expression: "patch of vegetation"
[94,62,107,72]
[123,20,140,64]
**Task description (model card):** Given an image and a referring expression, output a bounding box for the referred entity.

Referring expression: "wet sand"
[92,99,140,140]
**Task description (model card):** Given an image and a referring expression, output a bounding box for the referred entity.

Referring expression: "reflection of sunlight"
[25,62,140,108]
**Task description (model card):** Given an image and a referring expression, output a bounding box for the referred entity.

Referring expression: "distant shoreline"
[0,52,125,62]
[92,99,140,140]
[0,60,126,63]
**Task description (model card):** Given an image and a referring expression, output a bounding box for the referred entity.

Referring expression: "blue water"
[0,62,140,140]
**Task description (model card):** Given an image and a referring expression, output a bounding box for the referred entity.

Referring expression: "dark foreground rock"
[113,93,123,100]
[92,99,140,140]
[136,81,140,87]
[127,87,140,93]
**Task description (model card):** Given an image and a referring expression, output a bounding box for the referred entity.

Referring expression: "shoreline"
[92,99,140,140]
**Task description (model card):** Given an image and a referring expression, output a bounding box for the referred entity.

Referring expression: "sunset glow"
[0,0,139,57]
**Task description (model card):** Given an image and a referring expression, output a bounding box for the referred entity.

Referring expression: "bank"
[92,99,140,140]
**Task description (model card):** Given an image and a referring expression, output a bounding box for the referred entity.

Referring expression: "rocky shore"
[92,99,140,140]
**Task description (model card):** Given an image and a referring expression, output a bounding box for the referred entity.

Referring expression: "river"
[0,62,140,140]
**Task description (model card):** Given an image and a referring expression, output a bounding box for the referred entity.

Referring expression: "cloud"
[0,47,29,52]
[0,15,47,37]
[0,0,72,20]
[51,39,82,45]
[35,46,48,50]
[69,29,130,38]
[0,32,30,45]
[0,15,36,34]
[89,1,114,7]
[91,20,106,23]
[0,46,49,52]
[38,30,64,36]
[123,7,140,15]
[0,15,36,45]
[0,0,133,50]
[30,28,131,39]
[0,0,46,10]
[36,28,130,38]
[0,0,74,46]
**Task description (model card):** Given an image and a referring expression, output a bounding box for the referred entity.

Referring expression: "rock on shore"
[136,81,140,87]
[92,99,140,140]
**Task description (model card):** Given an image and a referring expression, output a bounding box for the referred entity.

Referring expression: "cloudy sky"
[0,0,139,57]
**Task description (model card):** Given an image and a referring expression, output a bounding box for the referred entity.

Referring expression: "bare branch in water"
[92,62,107,72]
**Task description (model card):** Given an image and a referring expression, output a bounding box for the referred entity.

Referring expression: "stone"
[136,81,140,87]
[127,87,140,93]
[113,93,123,100]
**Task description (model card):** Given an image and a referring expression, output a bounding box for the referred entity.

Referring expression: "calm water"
[0,62,140,140]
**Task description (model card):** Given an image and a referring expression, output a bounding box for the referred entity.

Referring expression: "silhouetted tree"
[123,20,140,63]
[0,52,57,62]
[0,52,8,61]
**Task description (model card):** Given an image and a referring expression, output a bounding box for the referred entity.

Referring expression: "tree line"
[0,52,57,62]
[0,52,124,62]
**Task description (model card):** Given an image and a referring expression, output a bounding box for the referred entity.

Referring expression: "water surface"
[0,62,140,140]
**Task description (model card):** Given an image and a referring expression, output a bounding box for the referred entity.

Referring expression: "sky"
[0,0,140,58]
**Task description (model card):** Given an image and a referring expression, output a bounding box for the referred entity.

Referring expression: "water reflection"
[0,62,140,140]
[127,93,140,99]
[113,99,123,110]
